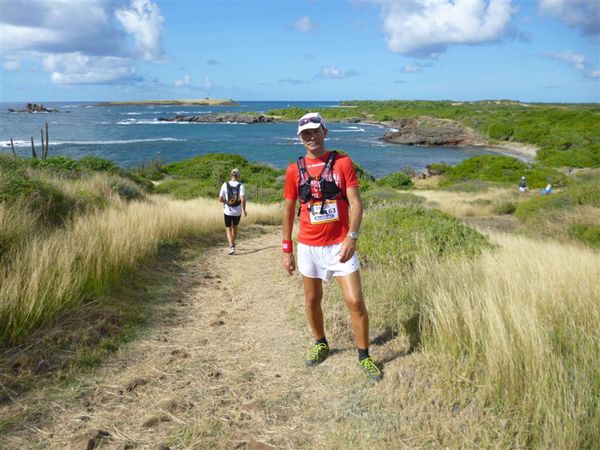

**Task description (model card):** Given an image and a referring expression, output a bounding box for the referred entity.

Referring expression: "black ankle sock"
[358,348,369,361]
[316,337,328,346]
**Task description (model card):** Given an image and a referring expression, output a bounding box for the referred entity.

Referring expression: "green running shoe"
[305,343,329,367]
[358,356,383,381]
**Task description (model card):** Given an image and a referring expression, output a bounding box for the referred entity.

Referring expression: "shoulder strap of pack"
[297,156,311,184]
[320,151,338,179]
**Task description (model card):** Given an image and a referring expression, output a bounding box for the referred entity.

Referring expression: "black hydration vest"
[226,182,242,207]
[297,151,345,216]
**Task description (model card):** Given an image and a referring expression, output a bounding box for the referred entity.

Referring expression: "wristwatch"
[347,231,359,240]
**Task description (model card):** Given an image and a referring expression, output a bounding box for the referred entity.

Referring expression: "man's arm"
[339,186,362,263]
[282,198,296,274]
[241,195,247,216]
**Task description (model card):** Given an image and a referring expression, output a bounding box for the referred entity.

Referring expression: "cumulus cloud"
[294,16,315,32]
[202,76,215,89]
[545,50,599,78]
[174,75,192,87]
[43,53,140,84]
[3,57,20,70]
[0,0,165,85]
[115,0,165,61]
[376,0,515,57]
[318,66,356,78]
[401,65,423,73]
[538,0,600,37]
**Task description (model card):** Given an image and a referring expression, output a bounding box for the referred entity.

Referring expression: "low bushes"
[360,206,491,270]
[441,155,566,188]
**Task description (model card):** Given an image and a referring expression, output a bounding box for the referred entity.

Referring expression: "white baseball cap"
[297,112,327,135]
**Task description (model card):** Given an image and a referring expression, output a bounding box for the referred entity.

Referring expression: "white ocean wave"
[1,138,186,147]
[330,128,365,132]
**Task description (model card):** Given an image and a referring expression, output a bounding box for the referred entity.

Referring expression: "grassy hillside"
[268,100,600,168]
[0,153,280,345]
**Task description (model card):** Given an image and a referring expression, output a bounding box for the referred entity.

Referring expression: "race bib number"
[309,200,339,224]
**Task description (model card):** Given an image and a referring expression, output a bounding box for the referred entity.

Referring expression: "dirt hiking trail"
[3,226,418,449]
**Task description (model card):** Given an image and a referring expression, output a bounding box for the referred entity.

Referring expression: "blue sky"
[0,0,598,102]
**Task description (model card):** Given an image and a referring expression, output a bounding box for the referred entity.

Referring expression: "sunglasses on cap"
[298,116,323,126]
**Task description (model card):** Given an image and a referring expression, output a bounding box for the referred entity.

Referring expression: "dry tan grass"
[416,187,521,217]
[0,196,280,342]
[419,233,600,448]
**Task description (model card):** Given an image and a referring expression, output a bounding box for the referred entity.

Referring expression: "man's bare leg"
[303,276,325,339]
[336,271,369,349]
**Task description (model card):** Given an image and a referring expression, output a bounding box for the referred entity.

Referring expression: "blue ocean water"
[0,101,496,177]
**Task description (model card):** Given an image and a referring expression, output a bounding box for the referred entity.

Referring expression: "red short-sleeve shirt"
[283,151,359,246]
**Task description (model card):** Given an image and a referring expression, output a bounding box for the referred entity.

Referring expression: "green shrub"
[360,206,491,270]
[0,154,27,174]
[362,186,423,208]
[32,156,80,172]
[0,174,77,226]
[78,156,119,173]
[570,224,600,247]
[487,121,514,140]
[441,155,566,188]
[133,159,166,181]
[377,171,413,189]
[427,162,451,175]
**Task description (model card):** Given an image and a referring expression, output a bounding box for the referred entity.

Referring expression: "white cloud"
[377,0,515,57]
[202,76,215,89]
[43,53,139,84]
[544,50,599,78]
[174,75,192,87]
[294,16,315,32]
[538,0,600,37]
[3,57,20,70]
[115,0,165,61]
[319,66,355,78]
[401,65,423,73]
[0,0,165,85]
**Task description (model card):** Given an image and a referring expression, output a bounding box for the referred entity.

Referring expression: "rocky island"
[100,98,236,106]
[8,103,59,113]
[158,113,279,124]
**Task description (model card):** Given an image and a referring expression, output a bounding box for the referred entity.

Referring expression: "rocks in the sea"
[157,113,278,123]
[382,116,480,146]
[8,103,58,113]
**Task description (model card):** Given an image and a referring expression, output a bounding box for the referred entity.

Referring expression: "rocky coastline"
[157,113,279,124]
[376,116,536,161]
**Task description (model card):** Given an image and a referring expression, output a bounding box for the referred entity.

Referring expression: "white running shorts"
[297,242,360,281]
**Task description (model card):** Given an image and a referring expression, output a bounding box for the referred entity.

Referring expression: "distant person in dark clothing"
[519,176,528,193]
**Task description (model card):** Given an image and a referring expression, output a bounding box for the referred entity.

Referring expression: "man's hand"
[339,237,356,263]
[243,210,247,217]
[282,252,295,275]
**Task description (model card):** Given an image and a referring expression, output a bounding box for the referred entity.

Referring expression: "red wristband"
[282,240,293,253]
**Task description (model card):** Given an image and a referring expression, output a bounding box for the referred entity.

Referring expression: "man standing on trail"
[219,168,246,255]
[281,112,382,382]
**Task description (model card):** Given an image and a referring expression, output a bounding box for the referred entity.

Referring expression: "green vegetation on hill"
[515,170,600,247]
[440,154,567,188]
[153,153,285,202]
[269,100,600,168]
[0,154,150,261]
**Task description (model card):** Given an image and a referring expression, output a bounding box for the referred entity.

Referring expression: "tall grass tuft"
[420,234,600,448]
[0,197,280,344]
